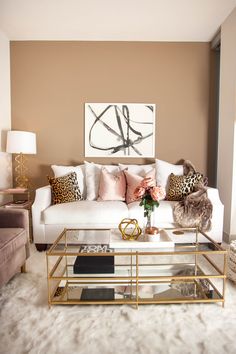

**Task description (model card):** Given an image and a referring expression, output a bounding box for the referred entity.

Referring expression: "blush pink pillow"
[98,167,126,201]
[124,168,156,204]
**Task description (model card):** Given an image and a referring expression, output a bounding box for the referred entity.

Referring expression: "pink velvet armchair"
[0,208,30,287]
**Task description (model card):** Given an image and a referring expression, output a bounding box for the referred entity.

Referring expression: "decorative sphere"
[118,218,142,240]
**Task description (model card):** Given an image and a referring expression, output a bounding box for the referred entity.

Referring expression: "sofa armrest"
[206,187,224,243]
[32,185,52,243]
[207,187,223,203]
[0,208,28,229]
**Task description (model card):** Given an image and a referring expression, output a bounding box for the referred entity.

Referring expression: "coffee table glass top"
[47,227,225,255]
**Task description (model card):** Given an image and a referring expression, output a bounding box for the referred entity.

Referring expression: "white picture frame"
[85,103,156,157]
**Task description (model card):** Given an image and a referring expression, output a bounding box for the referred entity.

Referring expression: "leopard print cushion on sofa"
[166,173,203,201]
[47,172,83,204]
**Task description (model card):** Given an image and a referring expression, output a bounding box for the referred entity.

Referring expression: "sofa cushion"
[119,163,155,175]
[48,172,83,204]
[43,200,128,225]
[166,173,203,201]
[0,228,27,267]
[85,161,119,201]
[124,168,156,204]
[128,200,176,226]
[51,164,86,198]
[98,167,126,201]
[155,159,183,193]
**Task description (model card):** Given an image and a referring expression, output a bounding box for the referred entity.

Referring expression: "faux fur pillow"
[173,185,212,231]
[47,172,83,205]
[166,173,203,201]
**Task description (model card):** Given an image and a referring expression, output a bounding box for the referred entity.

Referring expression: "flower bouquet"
[134,177,166,235]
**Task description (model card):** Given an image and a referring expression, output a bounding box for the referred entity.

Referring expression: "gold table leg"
[21,263,26,273]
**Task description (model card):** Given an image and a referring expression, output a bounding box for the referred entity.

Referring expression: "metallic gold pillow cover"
[166,173,203,201]
[47,172,83,204]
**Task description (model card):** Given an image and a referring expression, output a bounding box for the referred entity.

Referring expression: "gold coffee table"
[46,227,227,308]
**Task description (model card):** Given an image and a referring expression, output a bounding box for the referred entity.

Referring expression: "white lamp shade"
[6,131,37,154]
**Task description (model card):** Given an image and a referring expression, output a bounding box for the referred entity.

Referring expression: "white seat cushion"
[43,200,128,225]
[128,200,176,227]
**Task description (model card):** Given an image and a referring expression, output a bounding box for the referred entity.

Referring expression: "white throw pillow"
[155,159,183,192]
[51,164,86,198]
[84,161,119,200]
[119,163,155,176]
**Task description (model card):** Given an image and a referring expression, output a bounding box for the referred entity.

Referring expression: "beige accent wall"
[10,41,211,189]
[218,7,236,240]
[0,30,12,205]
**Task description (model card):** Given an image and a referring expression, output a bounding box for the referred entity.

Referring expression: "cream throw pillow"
[155,159,183,193]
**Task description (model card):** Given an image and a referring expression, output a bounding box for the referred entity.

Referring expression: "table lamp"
[6,130,37,188]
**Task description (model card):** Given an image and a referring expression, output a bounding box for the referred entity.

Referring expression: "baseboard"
[223,231,236,244]
[230,234,236,242]
[223,231,230,244]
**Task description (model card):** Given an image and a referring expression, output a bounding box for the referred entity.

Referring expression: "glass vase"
[145,210,153,233]
[144,210,159,238]
[146,211,152,228]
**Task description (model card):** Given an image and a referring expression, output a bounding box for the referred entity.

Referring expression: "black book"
[73,244,114,274]
[74,255,114,274]
[81,288,114,301]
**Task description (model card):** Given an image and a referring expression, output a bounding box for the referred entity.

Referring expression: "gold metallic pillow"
[166,173,203,201]
[47,172,83,205]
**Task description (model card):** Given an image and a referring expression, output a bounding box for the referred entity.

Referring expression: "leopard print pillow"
[166,173,203,201]
[48,172,83,205]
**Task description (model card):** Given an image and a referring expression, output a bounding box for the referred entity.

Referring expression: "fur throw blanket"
[173,161,213,231]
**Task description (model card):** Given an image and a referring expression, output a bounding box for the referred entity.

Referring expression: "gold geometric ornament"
[118,218,142,241]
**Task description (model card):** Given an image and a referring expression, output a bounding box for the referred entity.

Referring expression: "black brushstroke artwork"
[87,104,154,156]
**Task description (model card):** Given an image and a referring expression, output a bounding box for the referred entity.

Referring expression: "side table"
[0,188,33,242]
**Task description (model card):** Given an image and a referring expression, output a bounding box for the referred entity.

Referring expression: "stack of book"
[4,200,30,208]
[1,188,28,194]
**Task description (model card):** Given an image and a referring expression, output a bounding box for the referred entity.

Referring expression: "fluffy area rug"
[1,245,236,354]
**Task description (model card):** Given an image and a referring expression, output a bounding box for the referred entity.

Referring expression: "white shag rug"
[1,245,236,354]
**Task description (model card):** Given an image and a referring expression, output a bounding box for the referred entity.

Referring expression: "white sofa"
[32,160,224,249]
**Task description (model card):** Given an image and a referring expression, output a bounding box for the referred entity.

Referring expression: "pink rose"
[133,186,146,199]
[150,186,166,201]
[140,177,155,189]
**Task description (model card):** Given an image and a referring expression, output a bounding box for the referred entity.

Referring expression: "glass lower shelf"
[50,279,222,303]
[50,263,221,279]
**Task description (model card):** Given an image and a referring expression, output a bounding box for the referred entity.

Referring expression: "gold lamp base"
[14,153,30,188]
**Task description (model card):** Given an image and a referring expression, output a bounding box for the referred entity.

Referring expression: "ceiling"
[0,0,236,41]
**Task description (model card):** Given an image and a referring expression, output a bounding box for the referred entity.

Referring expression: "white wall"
[218,7,236,240]
[0,30,12,204]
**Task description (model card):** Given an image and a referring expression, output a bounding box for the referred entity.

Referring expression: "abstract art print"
[85,103,156,157]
